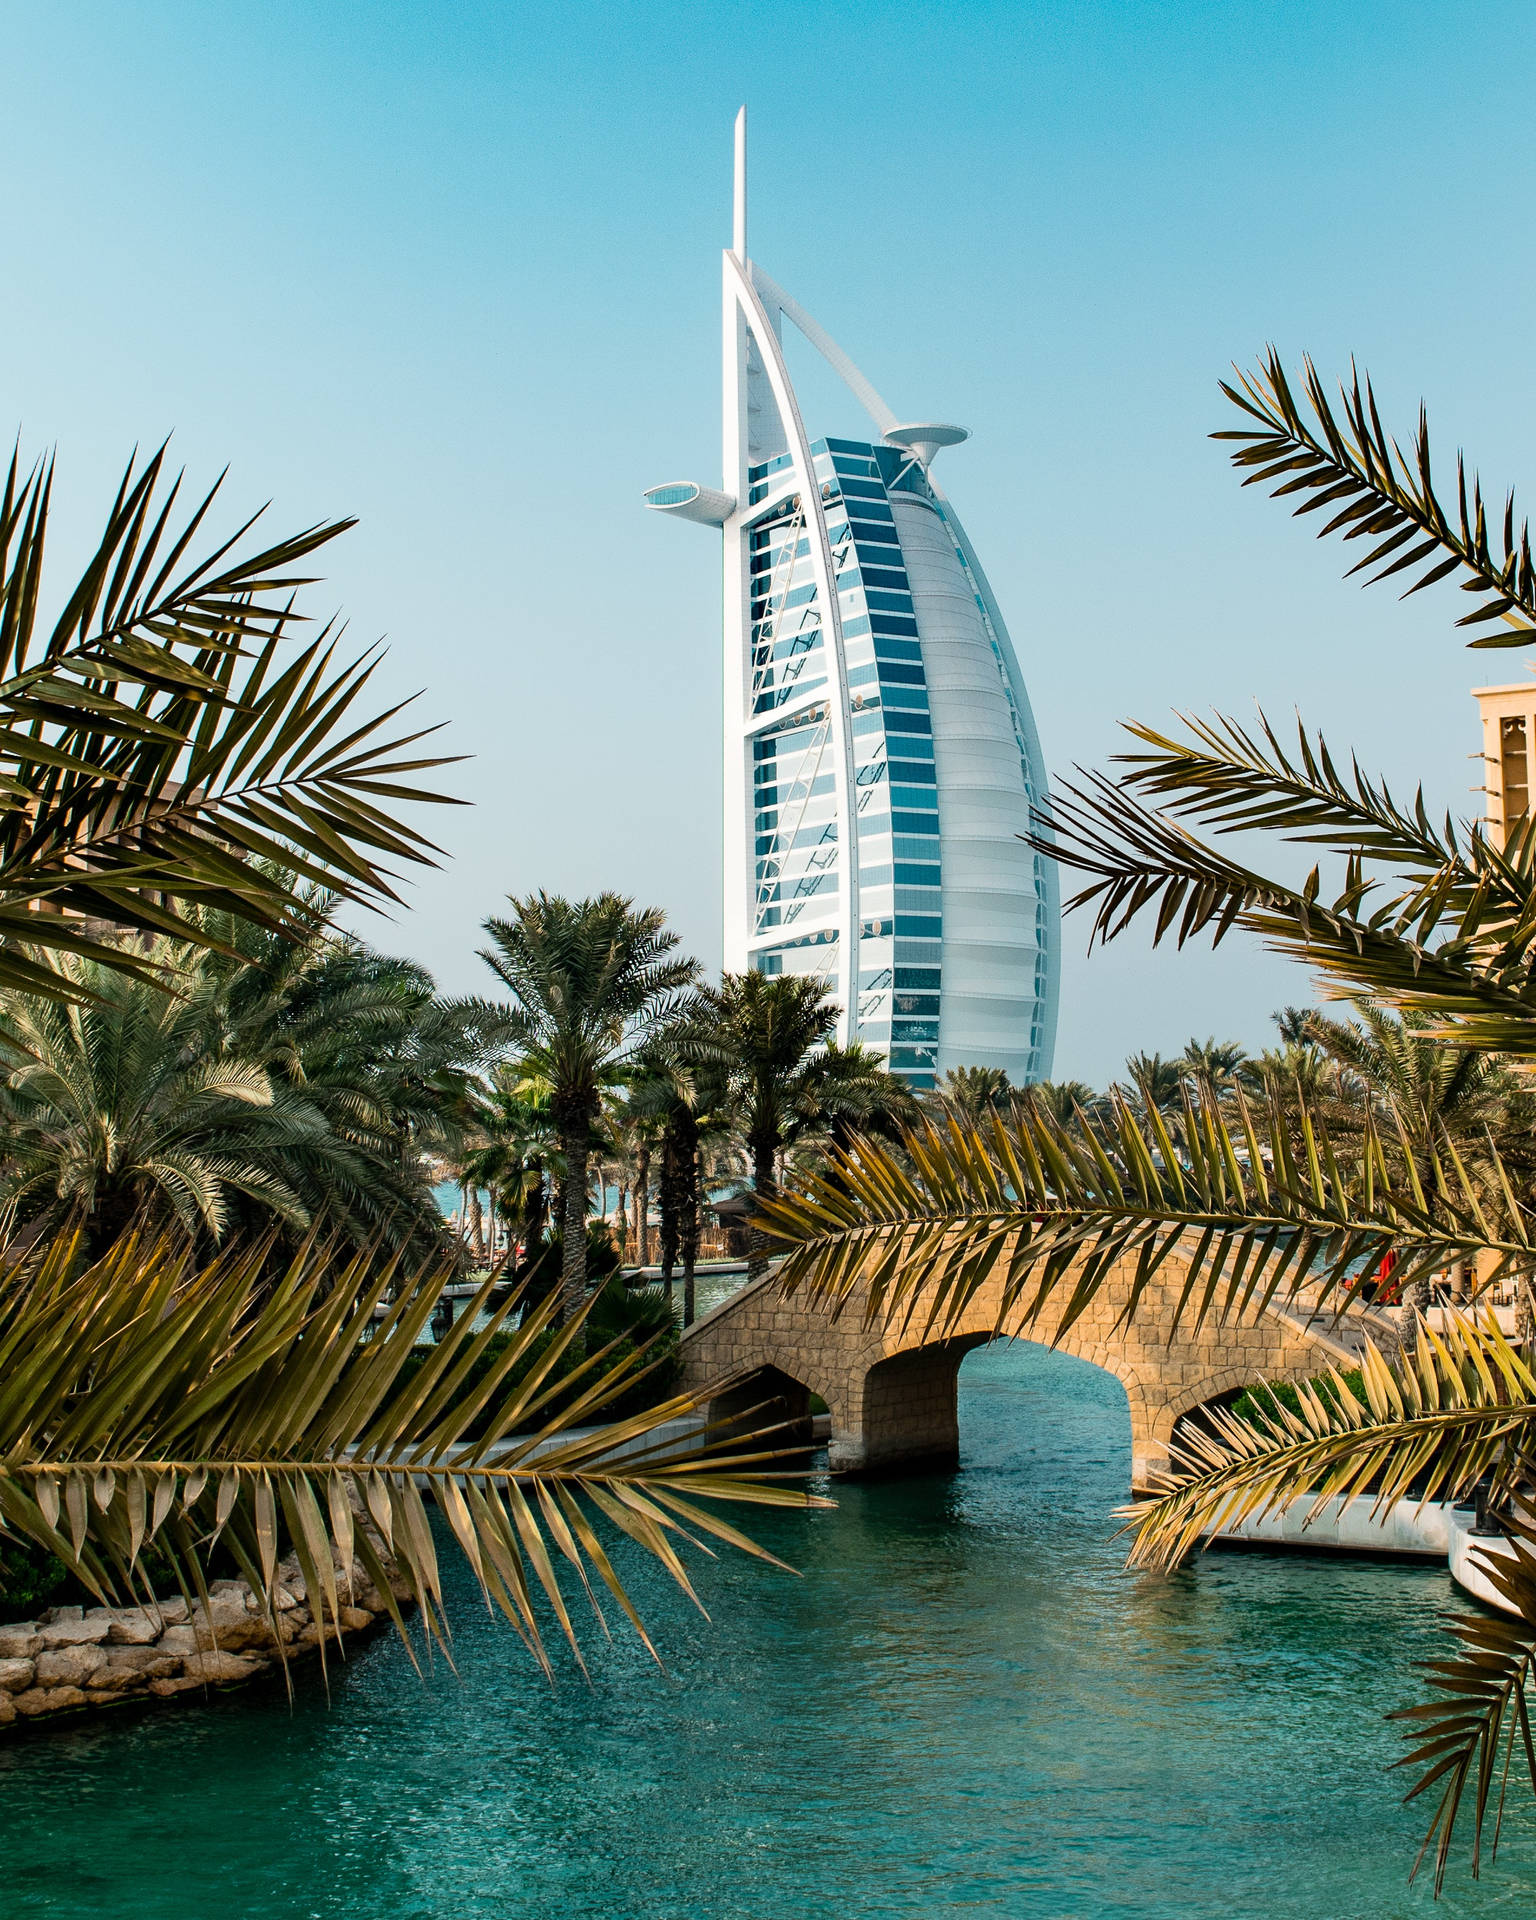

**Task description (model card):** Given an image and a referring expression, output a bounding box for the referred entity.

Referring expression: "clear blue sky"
[5,1,1533,1086]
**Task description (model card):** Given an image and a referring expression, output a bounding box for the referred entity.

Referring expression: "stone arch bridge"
[680,1248,1377,1489]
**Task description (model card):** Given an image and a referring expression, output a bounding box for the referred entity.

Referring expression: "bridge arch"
[680,1246,1359,1490]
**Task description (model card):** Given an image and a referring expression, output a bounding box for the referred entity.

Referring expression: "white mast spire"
[732,105,747,262]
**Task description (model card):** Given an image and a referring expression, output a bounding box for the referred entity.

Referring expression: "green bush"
[0,1529,244,1622]
[0,1537,79,1623]
[397,1276,683,1437]
[1230,1367,1368,1427]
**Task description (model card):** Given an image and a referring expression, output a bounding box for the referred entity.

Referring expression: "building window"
[1502,714,1530,831]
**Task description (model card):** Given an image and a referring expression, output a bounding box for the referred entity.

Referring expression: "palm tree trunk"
[559,1131,589,1323]
[680,1127,700,1329]
[634,1145,650,1269]
[747,1132,776,1287]
[658,1126,680,1309]
[466,1186,485,1264]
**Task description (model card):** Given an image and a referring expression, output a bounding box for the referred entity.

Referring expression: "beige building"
[1473,679,1536,847]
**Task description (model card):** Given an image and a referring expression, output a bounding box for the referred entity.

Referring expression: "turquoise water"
[5,1343,1536,1918]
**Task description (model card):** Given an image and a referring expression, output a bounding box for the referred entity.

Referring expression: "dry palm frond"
[0,1228,820,1682]
[758,1090,1532,1346]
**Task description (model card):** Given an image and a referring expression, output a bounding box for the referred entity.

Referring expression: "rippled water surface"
[5,1342,1536,1918]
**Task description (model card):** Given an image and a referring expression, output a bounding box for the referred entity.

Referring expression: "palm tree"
[0,1227,818,1682]
[0,946,302,1257]
[1116,1051,1183,1122]
[934,1063,1013,1119]
[0,442,454,996]
[1025,1079,1101,1128]
[0,919,495,1263]
[626,1042,712,1323]
[1302,1001,1518,1335]
[1179,1036,1248,1100]
[459,1071,558,1277]
[758,351,1536,1880]
[692,973,839,1285]
[203,905,512,1259]
[803,1041,922,1155]
[478,895,697,1321]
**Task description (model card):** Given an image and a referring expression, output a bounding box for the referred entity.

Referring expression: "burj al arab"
[646,109,1058,1088]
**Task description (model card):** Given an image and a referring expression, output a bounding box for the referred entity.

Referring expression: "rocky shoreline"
[0,1555,404,1730]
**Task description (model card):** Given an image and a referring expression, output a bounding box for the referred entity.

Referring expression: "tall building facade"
[646,111,1059,1089]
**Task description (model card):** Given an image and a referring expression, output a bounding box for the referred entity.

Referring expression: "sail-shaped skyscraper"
[646,110,1058,1090]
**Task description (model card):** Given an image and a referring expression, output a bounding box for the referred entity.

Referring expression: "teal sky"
[6,1,1534,1086]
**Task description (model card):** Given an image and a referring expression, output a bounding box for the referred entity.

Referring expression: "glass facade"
[738,426,1055,1090]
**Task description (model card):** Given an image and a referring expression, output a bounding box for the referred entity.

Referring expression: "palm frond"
[1218,350,1536,645]
[1118,1315,1536,1892]
[1030,760,1536,1052]
[0,1227,820,1682]
[1119,1314,1536,1572]
[759,1090,1531,1345]
[1394,1528,1536,1892]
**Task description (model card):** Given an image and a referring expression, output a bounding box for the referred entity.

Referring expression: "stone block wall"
[0,1552,405,1733]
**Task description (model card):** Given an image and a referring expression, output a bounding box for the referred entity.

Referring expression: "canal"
[4,1342,1535,1917]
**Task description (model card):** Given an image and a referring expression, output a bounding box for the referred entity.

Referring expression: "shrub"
[1230,1368,1368,1427]
[396,1276,683,1437]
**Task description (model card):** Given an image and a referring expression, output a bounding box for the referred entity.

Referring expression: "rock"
[147,1674,205,1698]
[230,1614,295,1653]
[86,1662,147,1693]
[12,1685,87,1717]
[0,1690,14,1725]
[156,1596,189,1626]
[153,1626,200,1657]
[104,1648,180,1680]
[106,1609,167,1646]
[275,1585,302,1613]
[190,1594,276,1654]
[35,1643,108,1687]
[181,1649,264,1685]
[0,1657,36,1693]
[83,1606,121,1630]
[296,1609,370,1645]
[39,1616,109,1649]
[39,1605,82,1626]
[0,1625,41,1660]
